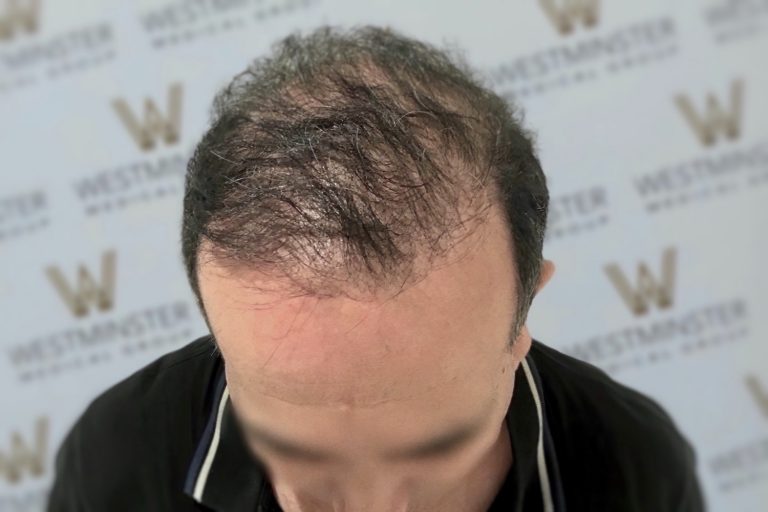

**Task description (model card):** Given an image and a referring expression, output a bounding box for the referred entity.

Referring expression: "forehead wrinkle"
[237,354,465,410]
[250,372,438,409]
[257,385,404,409]
[231,380,503,466]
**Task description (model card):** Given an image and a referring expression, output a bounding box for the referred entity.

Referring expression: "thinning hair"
[181,24,548,350]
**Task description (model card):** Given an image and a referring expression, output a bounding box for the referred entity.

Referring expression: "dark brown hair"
[181,24,548,349]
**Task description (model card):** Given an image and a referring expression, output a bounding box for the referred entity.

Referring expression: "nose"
[335,485,410,512]
[325,473,412,512]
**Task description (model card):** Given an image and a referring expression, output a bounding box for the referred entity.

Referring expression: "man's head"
[182,25,554,511]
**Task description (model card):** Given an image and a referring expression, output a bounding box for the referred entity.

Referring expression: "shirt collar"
[183,343,556,512]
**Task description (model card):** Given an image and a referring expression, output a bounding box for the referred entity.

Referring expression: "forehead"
[216,289,503,412]
[198,208,516,409]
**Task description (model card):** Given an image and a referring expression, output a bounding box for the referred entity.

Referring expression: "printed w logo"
[747,375,768,420]
[604,247,676,316]
[45,250,116,318]
[674,79,744,147]
[539,0,599,35]
[112,82,183,151]
[0,0,40,41]
[0,417,48,484]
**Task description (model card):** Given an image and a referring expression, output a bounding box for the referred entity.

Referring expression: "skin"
[198,203,556,512]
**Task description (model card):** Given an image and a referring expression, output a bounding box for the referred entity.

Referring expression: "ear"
[508,259,555,362]
[536,259,556,295]
[510,324,533,363]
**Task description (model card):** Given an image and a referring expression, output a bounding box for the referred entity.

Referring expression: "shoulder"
[79,333,219,424]
[47,334,220,510]
[529,339,705,511]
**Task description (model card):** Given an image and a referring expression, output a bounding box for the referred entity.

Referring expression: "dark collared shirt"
[46,334,706,511]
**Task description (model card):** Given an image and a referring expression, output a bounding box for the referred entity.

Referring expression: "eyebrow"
[240,411,489,463]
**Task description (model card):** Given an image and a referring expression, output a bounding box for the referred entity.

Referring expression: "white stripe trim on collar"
[521,357,555,512]
[192,385,230,501]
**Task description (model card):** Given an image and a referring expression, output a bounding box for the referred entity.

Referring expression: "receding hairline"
[182,25,547,351]
[195,196,503,305]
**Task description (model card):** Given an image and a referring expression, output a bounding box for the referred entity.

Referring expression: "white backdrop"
[1,1,766,510]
